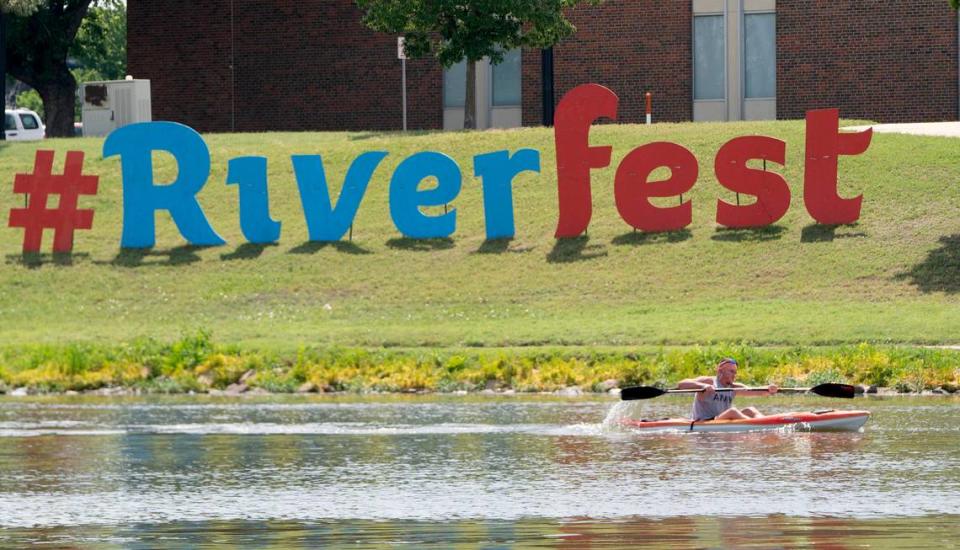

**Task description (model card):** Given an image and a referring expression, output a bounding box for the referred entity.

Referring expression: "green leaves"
[356,0,602,67]
[70,0,126,81]
[0,0,43,16]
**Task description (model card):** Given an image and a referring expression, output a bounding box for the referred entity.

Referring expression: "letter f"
[553,84,619,238]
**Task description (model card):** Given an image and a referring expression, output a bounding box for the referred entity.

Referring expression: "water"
[0,394,958,548]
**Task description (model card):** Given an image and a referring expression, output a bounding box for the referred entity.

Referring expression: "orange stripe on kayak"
[620,410,871,429]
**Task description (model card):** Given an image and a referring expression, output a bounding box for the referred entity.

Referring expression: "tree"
[356,0,601,130]
[6,0,96,137]
[0,0,43,140]
[71,0,125,81]
[952,0,958,9]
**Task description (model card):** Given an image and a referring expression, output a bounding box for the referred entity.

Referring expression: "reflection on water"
[0,394,957,547]
[4,516,959,549]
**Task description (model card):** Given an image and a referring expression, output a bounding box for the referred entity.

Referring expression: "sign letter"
[614,142,698,232]
[390,152,461,239]
[804,109,872,224]
[473,149,540,240]
[292,152,387,242]
[103,122,225,248]
[226,157,282,243]
[715,136,789,228]
[553,84,618,238]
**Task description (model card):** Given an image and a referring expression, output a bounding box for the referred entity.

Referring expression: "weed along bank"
[100,84,871,251]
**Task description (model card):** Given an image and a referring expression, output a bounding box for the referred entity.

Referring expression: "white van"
[4,108,45,141]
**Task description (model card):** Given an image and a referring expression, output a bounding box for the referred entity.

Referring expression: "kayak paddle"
[620,383,856,401]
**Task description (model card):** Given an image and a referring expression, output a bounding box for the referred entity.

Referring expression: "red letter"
[715,136,789,228]
[804,109,872,224]
[553,84,618,237]
[614,142,698,232]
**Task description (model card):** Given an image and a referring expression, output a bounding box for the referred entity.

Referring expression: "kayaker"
[677,358,778,421]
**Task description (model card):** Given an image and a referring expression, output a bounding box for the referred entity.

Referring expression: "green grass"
[1,120,959,350]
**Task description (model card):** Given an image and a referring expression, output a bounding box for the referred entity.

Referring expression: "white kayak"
[620,409,870,433]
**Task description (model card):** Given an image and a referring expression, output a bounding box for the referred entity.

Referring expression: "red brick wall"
[778,1,959,122]
[523,1,692,126]
[129,0,442,133]
[130,1,957,131]
[128,0,234,132]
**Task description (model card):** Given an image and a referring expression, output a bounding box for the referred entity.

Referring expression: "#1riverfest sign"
[7,84,872,254]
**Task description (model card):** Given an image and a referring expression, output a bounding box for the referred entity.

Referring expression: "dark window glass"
[20,114,40,130]
[492,49,521,106]
[443,60,467,108]
[745,13,776,98]
[694,15,725,100]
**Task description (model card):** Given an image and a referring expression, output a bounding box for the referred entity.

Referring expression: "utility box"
[80,79,151,137]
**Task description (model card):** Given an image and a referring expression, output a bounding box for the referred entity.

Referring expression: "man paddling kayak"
[677,358,778,421]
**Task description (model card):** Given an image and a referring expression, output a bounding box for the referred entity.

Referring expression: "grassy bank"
[1,121,959,349]
[1,333,958,394]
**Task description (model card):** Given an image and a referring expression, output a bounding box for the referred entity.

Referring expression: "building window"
[492,49,521,106]
[744,13,775,99]
[443,60,467,108]
[694,15,725,100]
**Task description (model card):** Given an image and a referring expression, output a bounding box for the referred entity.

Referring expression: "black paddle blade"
[809,383,856,399]
[620,386,668,400]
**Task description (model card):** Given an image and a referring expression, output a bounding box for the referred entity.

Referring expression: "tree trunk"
[1,10,6,141]
[38,68,77,138]
[464,58,476,130]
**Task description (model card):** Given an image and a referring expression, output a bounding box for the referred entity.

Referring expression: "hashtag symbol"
[8,150,99,253]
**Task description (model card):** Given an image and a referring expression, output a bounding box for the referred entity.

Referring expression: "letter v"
[291,151,388,241]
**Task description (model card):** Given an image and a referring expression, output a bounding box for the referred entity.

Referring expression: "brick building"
[128,0,960,133]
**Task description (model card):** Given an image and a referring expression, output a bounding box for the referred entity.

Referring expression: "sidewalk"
[844,121,960,138]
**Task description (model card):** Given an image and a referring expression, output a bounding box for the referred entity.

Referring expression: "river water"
[0,394,957,548]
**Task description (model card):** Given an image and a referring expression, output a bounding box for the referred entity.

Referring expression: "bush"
[0,338,958,394]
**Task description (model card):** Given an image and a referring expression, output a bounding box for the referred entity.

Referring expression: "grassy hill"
[1,120,959,351]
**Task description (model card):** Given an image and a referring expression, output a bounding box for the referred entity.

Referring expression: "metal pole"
[1,10,6,140]
[541,48,555,126]
[645,92,652,125]
[402,58,407,131]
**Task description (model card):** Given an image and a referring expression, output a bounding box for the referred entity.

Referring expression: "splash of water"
[600,400,648,432]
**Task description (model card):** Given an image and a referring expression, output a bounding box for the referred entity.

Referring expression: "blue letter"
[389,152,461,239]
[226,157,282,243]
[473,149,540,240]
[292,152,387,241]
[103,122,225,248]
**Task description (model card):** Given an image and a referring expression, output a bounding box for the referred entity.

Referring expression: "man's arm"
[677,376,716,400]
[731,383,779,396]
[677,376,715,390]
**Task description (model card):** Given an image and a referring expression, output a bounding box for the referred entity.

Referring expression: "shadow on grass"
[105,245,204,268]
[473,238,534,255]
[348,130,434,141]
[288,241,371,255]
[800,223,868,243]
[711,225,786,243]
[385,237,454,251]
[547,235,607,263]
[895,234,960,293]
[220,242,278,261]
[612,229,692,246]
[5,252,90,269]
